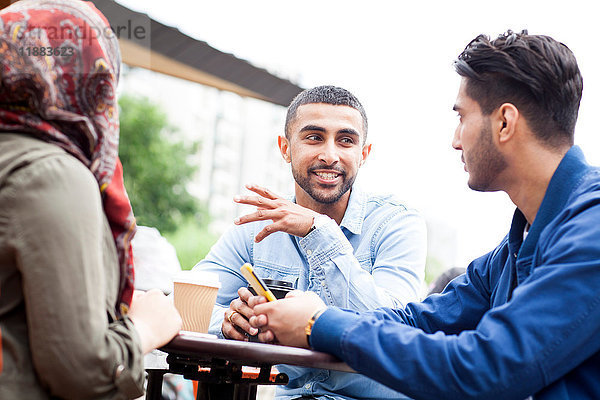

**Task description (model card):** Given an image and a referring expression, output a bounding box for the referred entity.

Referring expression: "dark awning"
[91,0,303,106]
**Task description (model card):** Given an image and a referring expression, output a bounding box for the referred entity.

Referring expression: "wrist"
[304,214,330,237]
[305,307,327,347]
[130,317,156,354]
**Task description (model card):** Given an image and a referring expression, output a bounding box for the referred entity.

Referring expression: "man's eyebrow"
[337,128,360,137]
[298,125,361,138]
[299,125,326,133]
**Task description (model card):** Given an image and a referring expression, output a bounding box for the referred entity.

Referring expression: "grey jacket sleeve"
[7,153,145,399]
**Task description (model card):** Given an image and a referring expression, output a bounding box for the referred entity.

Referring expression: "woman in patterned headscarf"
[0,1,181,398]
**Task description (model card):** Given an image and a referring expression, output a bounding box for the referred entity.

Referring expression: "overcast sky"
[117,0,600,267]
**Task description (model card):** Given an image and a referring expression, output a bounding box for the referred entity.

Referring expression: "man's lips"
[311,169,343,184]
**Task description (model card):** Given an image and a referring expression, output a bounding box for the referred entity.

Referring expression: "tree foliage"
[118,94,200,234]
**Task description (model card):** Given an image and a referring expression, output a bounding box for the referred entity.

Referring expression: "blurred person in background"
[426,267,466,295]
[0,1,181,398]
[132,226,182,295]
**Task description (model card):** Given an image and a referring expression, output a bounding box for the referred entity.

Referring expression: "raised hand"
[234,184,320,242]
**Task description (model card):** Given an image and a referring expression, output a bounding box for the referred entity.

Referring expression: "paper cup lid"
[173,270,221,288]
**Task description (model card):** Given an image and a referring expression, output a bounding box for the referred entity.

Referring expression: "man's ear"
[360,143,372,166]
[497,103,519,144]
[278,135,291,163]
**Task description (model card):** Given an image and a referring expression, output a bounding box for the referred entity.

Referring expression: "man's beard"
[291,163,356,204]
[467,120,508,192]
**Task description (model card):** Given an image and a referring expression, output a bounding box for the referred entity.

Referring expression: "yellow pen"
[240,263,277,302]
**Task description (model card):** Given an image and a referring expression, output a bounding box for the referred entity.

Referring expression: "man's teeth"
[316,172,338,180]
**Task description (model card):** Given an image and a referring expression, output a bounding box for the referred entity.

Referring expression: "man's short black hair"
[454,30,583,148]
[285,85,368,141]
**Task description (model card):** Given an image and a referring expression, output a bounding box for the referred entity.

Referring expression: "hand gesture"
[222,287,259,341]
[234,184,319,242]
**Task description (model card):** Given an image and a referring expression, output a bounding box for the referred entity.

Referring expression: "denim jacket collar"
[292,187,367,236]
[509,145,590,260]
[340,188,367,235]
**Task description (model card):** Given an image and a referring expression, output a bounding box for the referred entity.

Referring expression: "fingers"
[223,309,258,340]
[222,311,249,341]
[249,313,268,328]
[237,287,254,303]
[254,222,285,243]
[247,294,268,308]
[233,185,318,241]
[231,294,254,318]
[222,296,258,340]
[250,302,277,332]
[252,300,275,317]
[230,310,257,336]
[249,314,277,343]
[257,329,276,343]
[234,194,279,209]
[234,209,282,226]
[285,289,305,298]
[245,184,280,200]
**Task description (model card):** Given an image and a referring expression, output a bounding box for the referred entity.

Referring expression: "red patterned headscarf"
[0,0,135,317]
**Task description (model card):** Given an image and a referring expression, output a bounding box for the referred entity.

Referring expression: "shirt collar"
[292,186,367,235]
[339,187,367,235]
[509,145,591,259]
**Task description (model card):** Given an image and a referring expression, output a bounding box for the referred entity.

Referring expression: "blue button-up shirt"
[194,188,426,399]
[312,146,600,400]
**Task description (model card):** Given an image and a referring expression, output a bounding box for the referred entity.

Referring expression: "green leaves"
[118,94,202,234]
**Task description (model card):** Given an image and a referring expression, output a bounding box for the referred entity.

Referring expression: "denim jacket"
[312,146,600,400]
[194,188,426,399]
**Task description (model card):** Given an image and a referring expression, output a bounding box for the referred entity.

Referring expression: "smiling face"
[280,103,371,206]
[452,78,508,192]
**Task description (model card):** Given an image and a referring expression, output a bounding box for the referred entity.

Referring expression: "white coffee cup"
[173,271,221,333]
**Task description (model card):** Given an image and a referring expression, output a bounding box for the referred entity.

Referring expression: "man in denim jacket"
[194,86,427,399]
[250,32,600,400]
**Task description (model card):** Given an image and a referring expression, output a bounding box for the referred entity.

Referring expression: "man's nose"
[318,140,340,165]
[452,127,462,151]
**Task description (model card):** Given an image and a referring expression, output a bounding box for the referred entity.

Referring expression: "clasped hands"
[222,184,326,345]
[223,287,326,348]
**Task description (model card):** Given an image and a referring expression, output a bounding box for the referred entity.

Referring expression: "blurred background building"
[91,0,303,232]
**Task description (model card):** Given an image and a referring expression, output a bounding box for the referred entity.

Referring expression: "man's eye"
[340,137,354,144]
[307,135,321,141]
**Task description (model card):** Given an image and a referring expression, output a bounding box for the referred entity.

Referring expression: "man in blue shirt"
[249,31,600,400]
[194,86,427,399]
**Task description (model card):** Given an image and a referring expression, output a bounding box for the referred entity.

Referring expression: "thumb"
[285,290,305,298]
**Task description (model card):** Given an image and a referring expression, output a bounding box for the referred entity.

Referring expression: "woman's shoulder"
[0,133,95,192]
[0,135,104,252]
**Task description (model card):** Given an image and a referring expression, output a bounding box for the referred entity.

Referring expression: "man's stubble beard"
[291,161,356,204]
[467,119,508,192]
